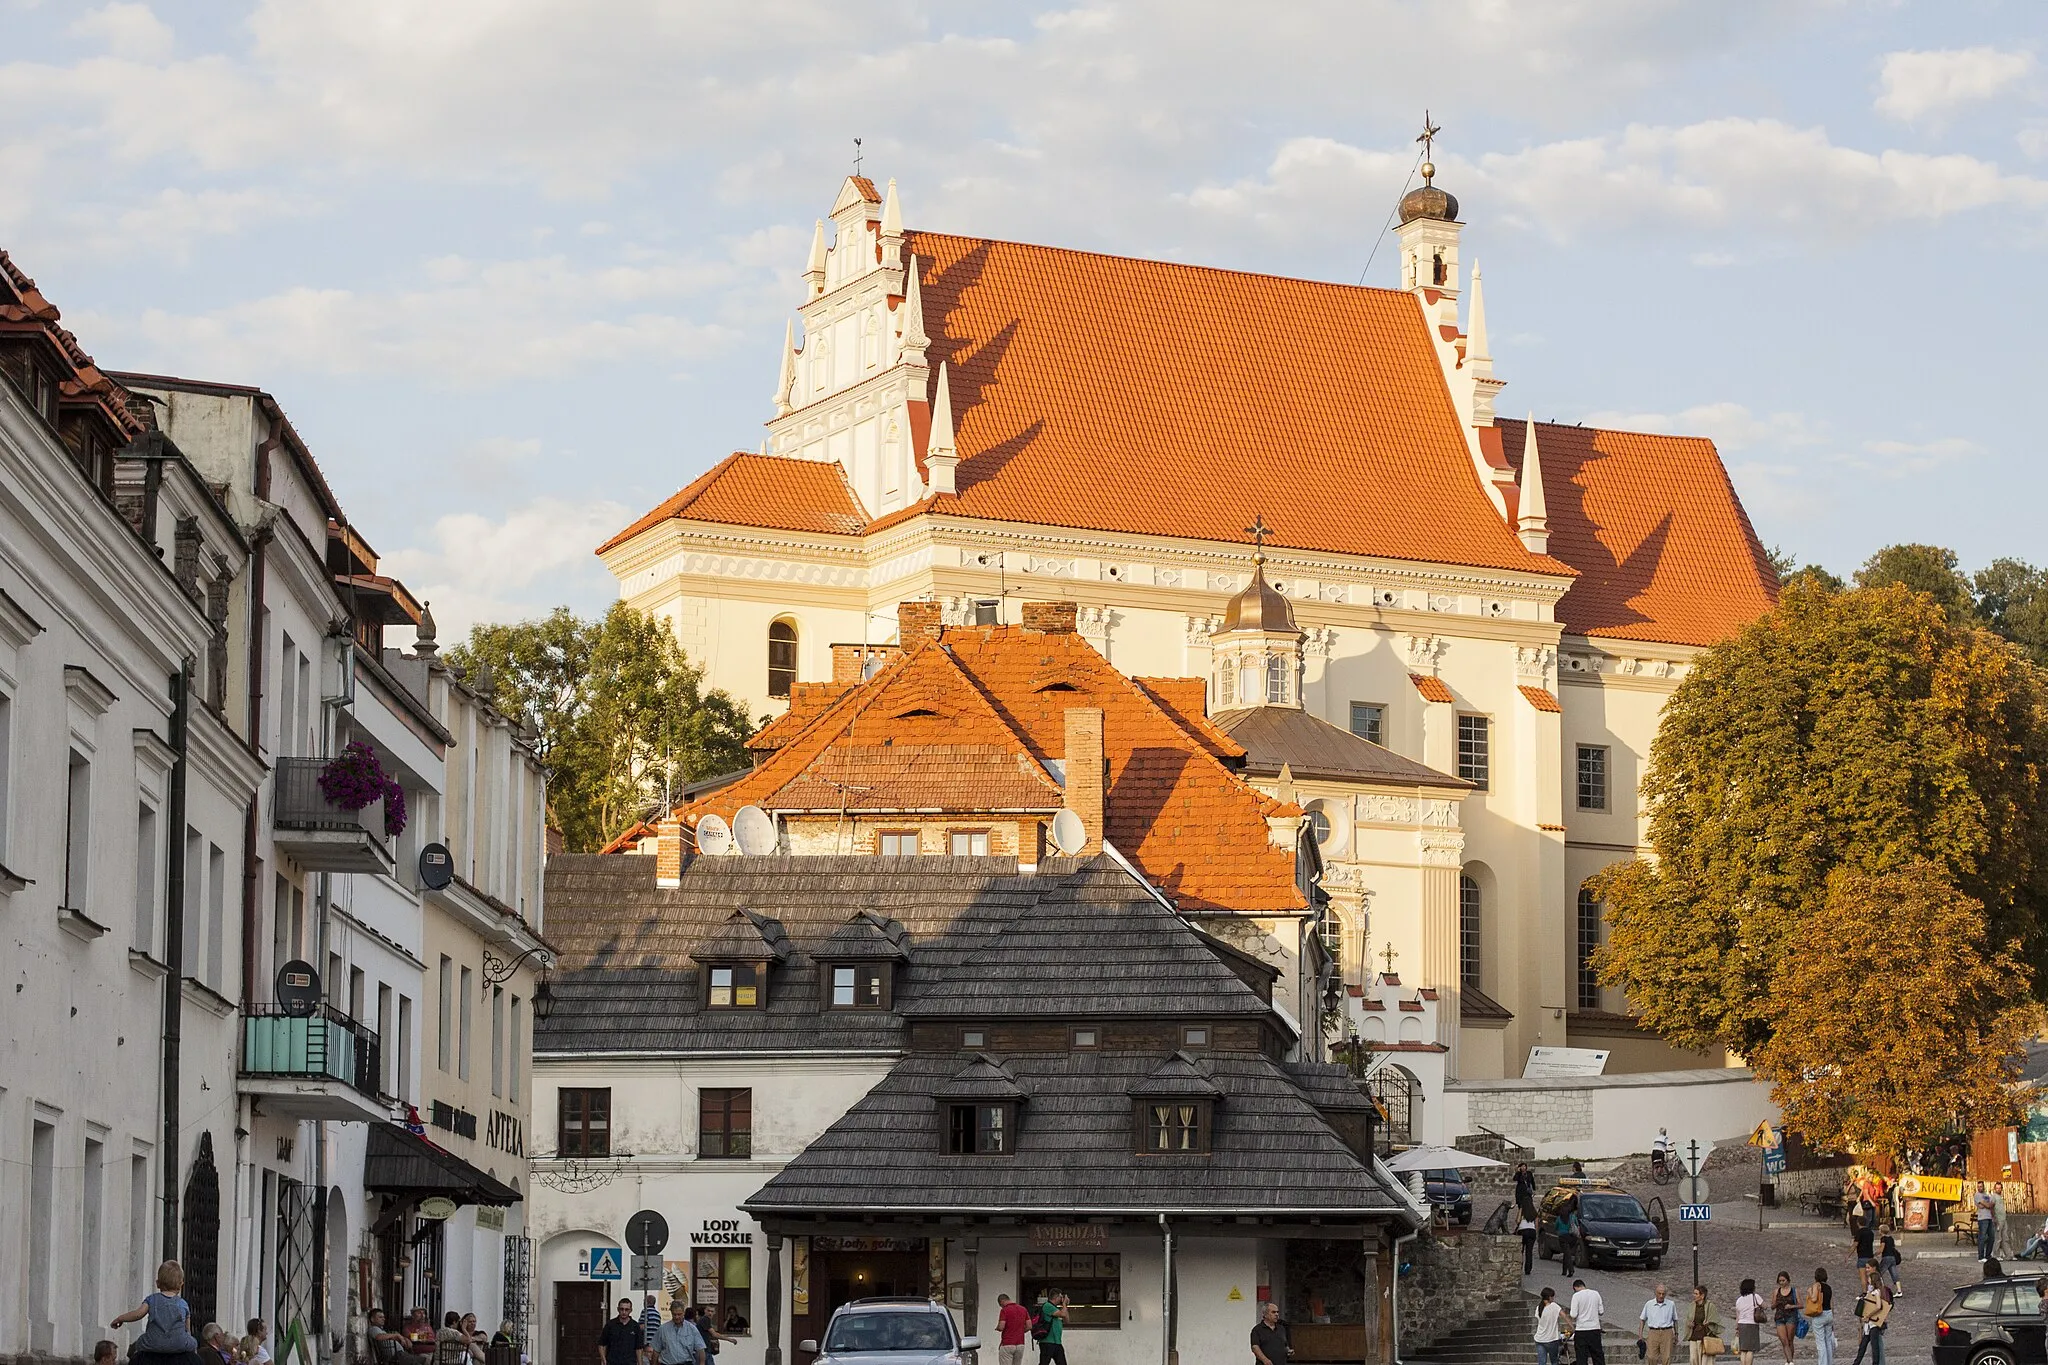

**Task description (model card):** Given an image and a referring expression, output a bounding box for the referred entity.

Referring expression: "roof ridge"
[906,228,1420,303]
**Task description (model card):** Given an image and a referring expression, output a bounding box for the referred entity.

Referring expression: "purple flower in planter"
[383,778,408,838]
[317,740,409,837]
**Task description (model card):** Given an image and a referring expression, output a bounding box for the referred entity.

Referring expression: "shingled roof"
[1211,705,1470,790]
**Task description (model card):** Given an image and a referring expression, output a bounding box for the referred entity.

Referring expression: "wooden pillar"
[765,1234,784,1365]
[962,1238,980,1365]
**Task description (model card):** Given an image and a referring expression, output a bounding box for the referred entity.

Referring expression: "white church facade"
[596,163,1776,1083]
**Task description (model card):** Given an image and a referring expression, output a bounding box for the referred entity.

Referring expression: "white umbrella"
[1383,1143,1506,1171]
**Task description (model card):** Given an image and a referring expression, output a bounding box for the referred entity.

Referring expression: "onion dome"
[1399,162,1459,224]
[1221,557,1297,634]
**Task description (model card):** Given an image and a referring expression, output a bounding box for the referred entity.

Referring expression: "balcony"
[240,1003,392,1122]
[271,756,394,875]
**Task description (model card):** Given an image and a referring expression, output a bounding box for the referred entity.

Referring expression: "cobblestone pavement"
[1500,1151,2010,1362]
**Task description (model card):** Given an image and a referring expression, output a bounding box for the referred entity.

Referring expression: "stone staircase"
[1404,1298,1540,1365]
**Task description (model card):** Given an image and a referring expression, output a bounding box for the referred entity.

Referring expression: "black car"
[1536,1181,1667,1269]
[1934,1275,2048,1365]
[1422,1169,1472,1225]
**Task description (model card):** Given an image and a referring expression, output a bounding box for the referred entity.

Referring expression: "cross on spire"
[1416,111,1441,183]
[1243,512,1273,564]
[853,137,863,176]
[1381,940,1399,975]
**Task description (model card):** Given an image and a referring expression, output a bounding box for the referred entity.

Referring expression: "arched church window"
[1432,251,1447,286]
[768,620,798,699]
[1266,654,1288,704]
[1458,874,1481,987]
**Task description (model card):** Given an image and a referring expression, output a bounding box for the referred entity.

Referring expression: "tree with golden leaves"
[1592,578,2048,1148]
[1752,862,2040,1153]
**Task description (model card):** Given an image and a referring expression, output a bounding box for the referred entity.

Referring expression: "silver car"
[800,1298,980,1365]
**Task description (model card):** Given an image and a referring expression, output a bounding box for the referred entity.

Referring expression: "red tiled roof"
[766,744,1062,812]
[683,624,1306,913]
[1517,685,1562,713]
[1498,421,1778,647]
[1410,674,1454,703]
[878,232,1569,575]
[597,452,867,553]
[1,249,145,444]
[1130,677,1246,761]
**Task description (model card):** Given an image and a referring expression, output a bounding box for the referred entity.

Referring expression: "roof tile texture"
[598,452,866,552]
[1410,673,1455,703]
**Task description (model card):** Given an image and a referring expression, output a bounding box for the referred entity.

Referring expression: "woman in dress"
[1733,1277,1765,1365]
[1771,1272,1798,1363]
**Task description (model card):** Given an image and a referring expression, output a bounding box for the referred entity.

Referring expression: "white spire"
[774,319,796,416]
[880,178,902,240]
[1466,260,1490,365]
[1517,413,1549,554]
[899,253,929,362]
[925,361,958,495]
[804,218,827,296]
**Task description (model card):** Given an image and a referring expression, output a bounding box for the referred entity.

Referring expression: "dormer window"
[948,1103,1014,1155]
[708,963,764,1009]
[828,963,890,1009]
[1265,655,1288,703]
[1140,1102,1212,1154]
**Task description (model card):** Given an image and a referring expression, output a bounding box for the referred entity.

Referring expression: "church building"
[596,156,1777,1081]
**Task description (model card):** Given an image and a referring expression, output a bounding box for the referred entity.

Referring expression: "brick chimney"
[1062,706,1105,856]
[656,818,683,888]
[1022,601,1078,634]
[897,600,943,644]
[831,643,899,684]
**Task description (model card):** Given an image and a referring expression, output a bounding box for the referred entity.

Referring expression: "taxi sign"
[1678,1204,1712,1222]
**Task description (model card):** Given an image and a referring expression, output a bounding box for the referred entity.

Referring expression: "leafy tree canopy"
[449,602,752,852]
[1592,579,2048,1077]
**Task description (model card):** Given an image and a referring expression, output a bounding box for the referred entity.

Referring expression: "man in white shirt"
[1569,1280,1606,1365]
[1638,1284,1677,1365]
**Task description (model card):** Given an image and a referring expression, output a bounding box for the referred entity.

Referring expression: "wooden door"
[555,1282,607,1365]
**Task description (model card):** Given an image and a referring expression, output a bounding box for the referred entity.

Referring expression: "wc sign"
[581,1248,623,1281]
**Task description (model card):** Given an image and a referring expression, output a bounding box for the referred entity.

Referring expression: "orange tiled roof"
[597,452,866,553]
[1,249,145,444]
[683,624,1306,913]
[766,744,1062,813]
[872,232,1569,575]
[1498,421,1778,647]
[1518,685,1562,713]
[1130,677,1246,761]
[1410,674,1454,703]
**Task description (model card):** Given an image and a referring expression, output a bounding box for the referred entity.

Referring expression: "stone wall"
[1442,1067,1779,1160]
[1398,1228,1524,1352]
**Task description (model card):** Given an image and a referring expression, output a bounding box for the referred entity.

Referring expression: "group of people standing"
[600,1294,742,1365]
[108,1261,279,1365]
[1529,1268,1887,1365]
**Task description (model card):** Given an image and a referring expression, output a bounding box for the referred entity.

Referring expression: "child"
[95,1342,119,1365]
[111,1261,202,1365]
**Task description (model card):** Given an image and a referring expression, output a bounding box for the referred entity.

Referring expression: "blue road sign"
[1679,1204,1712,1221]
[1764,1152,1787,1176]
[589,1247,622,1280]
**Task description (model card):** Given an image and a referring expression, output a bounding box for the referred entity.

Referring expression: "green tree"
[1591,579,2048,1066]
[450,602,752,851]
[1974,557,2048,666]
[1854,543,1974,619]
[1752,862,2040,1155]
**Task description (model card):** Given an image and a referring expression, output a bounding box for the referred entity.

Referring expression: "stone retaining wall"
[1397,1228,1524,1352]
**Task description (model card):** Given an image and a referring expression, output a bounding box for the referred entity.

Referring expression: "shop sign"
[1898,1174,1966,1202]
[420,1197,458,1220]
[475,1207,506,1232]
[697,1218,753,1246]
[1029,1224,1109,1251]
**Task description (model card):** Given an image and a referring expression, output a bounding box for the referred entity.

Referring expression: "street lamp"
[481,945,553,988]
[531,971,557,1021]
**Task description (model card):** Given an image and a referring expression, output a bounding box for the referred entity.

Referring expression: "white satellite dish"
[695,814,732,856]
[733,805,776,856]
[1049,808,1087,855]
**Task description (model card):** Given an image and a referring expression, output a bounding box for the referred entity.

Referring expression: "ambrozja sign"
[1029,1225,1109,1251]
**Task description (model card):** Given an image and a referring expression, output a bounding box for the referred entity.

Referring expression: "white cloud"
[66,4,174,63]
[1844,436,1980,477]
[1580,401,1824,454]
[1876,47,2035,122]
[380,494,632,638]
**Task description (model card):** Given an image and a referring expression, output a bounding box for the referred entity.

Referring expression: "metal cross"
[1415,112,1439,161]
[1243,512,1272,552]
[853,137,863,175]
[1381,941,1399,975]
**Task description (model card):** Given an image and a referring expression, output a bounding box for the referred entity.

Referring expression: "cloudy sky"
[5,1,2042,635]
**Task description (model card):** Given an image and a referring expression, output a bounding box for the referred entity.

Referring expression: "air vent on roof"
[1034,681,1081,693]
[895,707,942,718]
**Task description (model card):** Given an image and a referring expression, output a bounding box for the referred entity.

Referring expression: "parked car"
[1933,1275,2048,1365]
[801,1298,979,1365]
[1536,1179,1667,1269]
[1422,1168,1473,1225]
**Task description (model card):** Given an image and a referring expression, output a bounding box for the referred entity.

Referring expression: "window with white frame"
[1456,715,1490,790]
[63,750,91,910]
[1348,702,1385,747]
[132,804,158,952]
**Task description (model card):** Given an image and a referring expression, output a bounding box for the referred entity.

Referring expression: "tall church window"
[1217,663,1235,708]
[1458,875,1481,988]
[1577,886,1602,1010]
[1265,655,1288,704]
[767,620,798,699]
[1456,715,1490,789]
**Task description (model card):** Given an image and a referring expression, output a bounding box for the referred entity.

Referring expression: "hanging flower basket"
[316,740,409,837]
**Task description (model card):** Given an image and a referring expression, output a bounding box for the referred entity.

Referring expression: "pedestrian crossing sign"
[589,1247,623,1280]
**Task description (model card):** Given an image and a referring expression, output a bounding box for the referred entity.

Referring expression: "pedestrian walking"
[1846,1266,1889,1365]
[1851,1218,1874,1271]
[1806,1269,1834,1365]
[110,1261,203,1365]
[1685,1286,1723,1365]
[1732,1278,1763,1365]
[996,1294,1031,1365]
[1637,1284,1678,1365]
[601,1300,647,1365]
[1554,1203,1579,1280]
[640,1295,664,1362]
[1518,1212,1538,1275]
[1533,1287,1565,1365]
[1249,1301,1291,1365]
[1875,1235,1900,1298]
[653,1299,705,1365]
[1568,1278,1606,1365]
[1515,1163,1539,1219]
[1032,1291,1067,1365]
[1770,1273,1797,1364]
[691,1306,721,1359]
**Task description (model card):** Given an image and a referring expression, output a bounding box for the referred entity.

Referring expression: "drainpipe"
[1389,1229,1419,1365]
[160,660,193,1258]
[1158,1215,1174,1365]
[242,429,277,1007]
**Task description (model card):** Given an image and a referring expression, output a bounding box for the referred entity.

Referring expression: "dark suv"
[1536,1181,1667,1270]
[1422,1169,1473,1225]
[1934,1275,2048,1365]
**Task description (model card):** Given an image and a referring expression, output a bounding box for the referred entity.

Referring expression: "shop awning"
[364,1124,520,1206]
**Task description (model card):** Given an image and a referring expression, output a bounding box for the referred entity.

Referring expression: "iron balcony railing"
[272,756,383,835]
[241,1002,386,1100]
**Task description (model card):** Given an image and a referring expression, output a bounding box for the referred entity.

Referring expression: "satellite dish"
[418,842,454,891]
[1049,808,1087,855]
[733,805,776,855]
[275,959,321,1017]
[695,814,732,856]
